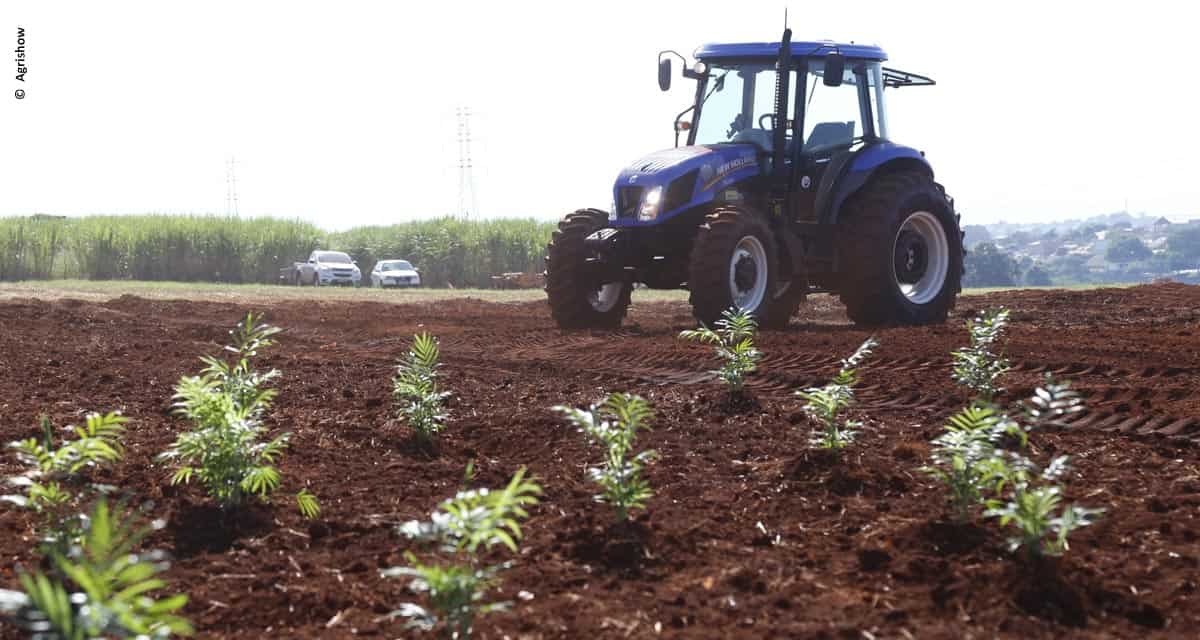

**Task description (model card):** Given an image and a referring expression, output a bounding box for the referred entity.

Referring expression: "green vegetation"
[556,394,657,522]
[0,214,322,283]
[951,308,1011,403]
[159,313,315,516]
[330,217,555,288]
[963,242,1020,288]
[923,406,1016,523]
[678,307,762,397]
[0,499,193,639]
[385,468,541,638]
[394,333,451,441]
[0,215,553,287]
[984,383,1101,557]
[797,338,878,452]
[933,312,1103,555]
[2,413,126,555]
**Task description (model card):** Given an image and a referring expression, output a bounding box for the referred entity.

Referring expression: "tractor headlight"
[639,186,663,221]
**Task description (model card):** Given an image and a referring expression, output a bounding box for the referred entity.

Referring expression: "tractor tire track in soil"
[0,283,1198,638]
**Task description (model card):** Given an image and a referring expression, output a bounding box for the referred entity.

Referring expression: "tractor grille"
[662,170,698,214]
[616,186,644,219]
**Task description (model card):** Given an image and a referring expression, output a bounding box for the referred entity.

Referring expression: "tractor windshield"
[693,64,795,153]
[691,59,888,152]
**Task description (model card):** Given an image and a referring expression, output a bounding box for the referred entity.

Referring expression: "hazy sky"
[2,1,1197,229]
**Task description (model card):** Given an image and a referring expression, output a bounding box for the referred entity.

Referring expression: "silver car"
[371,259,422,288]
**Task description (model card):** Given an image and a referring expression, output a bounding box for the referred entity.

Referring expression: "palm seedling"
[2,412,126,555]
[797,337,878,452]
[383,468,541,638]
[556,393,657,522]
[0,499,193,639]
[394,333,451,441]
[951,308,1011,404]
[158,313,317,517]
[679,307,762,398]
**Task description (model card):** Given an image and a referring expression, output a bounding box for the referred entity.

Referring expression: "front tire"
[545,208,632,329]
[687,207,779,327]
[837,171,963,325]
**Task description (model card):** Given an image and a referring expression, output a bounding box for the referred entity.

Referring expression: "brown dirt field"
[1,283,1198,638]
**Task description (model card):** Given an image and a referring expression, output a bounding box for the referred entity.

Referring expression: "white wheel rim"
[729,235,768,312]
[588,282,623,312]
[893,211,949,305]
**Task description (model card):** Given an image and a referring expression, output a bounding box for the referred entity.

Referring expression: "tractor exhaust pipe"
[772,28,792,182]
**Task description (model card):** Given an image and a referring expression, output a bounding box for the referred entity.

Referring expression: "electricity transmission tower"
[225,157,240,217]
[456,107,478,220]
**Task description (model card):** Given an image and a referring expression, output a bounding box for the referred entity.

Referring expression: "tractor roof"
[694,41,887,63]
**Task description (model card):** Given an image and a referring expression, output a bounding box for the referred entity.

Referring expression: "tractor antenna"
[784,7,788,29]
[456,106,478,220]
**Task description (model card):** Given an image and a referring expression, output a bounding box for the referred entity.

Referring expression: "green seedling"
[556,393,657,522]
[394,333,451,441]
[797,337,878,452]
[679,307,762,397]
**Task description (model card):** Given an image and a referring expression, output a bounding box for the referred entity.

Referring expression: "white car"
[297,250,362,287]
[371,259,422,288]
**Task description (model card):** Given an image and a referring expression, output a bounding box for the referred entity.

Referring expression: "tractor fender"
[816,143,933,225]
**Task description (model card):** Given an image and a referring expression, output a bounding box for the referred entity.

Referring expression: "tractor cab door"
[787,59,884,223]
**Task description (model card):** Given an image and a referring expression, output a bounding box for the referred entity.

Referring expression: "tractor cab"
[546,30,961,332]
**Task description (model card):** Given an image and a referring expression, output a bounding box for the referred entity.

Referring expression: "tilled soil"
[1,283,1198,638]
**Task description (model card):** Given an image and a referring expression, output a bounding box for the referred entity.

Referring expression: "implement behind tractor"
[546,29,962,329]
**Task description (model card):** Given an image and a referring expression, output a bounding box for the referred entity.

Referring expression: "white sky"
[2,0,1197,229]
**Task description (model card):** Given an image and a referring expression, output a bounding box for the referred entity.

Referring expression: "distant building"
[1153,217,1172,229]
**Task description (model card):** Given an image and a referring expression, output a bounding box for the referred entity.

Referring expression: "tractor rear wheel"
[545,208,631,329]
[837,171,963,325]
[687,207,780,327]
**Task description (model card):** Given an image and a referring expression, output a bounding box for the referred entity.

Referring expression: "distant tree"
[1068,223,1107,242]
[962,224,993,248]
[1004,230,1036,246]
[1049,254,1091,283]
[1166,226,1200,267]
[1024,265,1053,286]
[1167,252,1196,271]
[964,243,1019,288]
[1105,235,1153,263]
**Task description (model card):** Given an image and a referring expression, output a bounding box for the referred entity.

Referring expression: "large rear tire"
[760,279,806,330]
[687,207,779,328]
[837,171,963,325]
[545,209,631,329]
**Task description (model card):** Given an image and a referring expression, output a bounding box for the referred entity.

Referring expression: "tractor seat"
[805,121,856,150]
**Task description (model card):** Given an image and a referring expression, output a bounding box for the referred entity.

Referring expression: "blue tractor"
[545,30,963,329]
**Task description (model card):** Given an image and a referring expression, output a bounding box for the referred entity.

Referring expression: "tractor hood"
[611,144,762,226]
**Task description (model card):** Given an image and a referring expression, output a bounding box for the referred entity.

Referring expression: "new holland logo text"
[702,155,757,190]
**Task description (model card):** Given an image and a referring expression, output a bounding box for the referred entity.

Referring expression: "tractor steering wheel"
[758,113,776,130]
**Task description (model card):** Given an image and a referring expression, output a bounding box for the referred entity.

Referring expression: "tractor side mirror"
[658,58,672,92]
[823,53,845,87]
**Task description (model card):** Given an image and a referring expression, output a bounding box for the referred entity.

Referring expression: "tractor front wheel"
[837,171,963,325]
[687,207,779,328]
[545,208,631,329]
